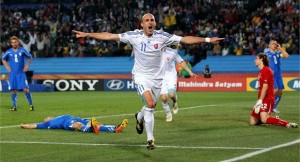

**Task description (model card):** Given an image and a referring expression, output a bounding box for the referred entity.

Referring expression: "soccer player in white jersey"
[73,13,223,150]
[161,47,197,122]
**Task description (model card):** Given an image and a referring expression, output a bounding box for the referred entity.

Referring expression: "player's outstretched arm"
[180,36,224,44]
[180,61,197,78]
[20,124,37,129]
[72,30,120,41]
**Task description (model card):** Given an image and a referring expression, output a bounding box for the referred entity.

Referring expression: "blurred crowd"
[0,0,299,59]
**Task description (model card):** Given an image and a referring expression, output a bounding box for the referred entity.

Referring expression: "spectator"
[287,43,299,55]
[212,43,222,56]
[0,0,299,58]
[36,33,46,57]
[203,65,212,78]
[235,45,243,56]
[222,44,229,56]
[177,44,185,57]
[69,46,79,57]
[206,43,214,56]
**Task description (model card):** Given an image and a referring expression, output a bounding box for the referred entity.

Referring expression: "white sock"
[144,107,154,141]
[137,106,146,123]
[162,102,171,114]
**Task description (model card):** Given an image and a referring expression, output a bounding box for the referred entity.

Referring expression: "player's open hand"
[5,66,11,72]
[72,30,88,38]
[210,38,225,44]
[190,73,198,78]
[23,65,29,72]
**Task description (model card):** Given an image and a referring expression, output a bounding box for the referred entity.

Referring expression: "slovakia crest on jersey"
[154,44,158,49]
[19,52,22,56]
[167,57,170,61]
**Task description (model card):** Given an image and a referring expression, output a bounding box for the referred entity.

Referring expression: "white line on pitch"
[0,141,264,150]
[94,104,218,119]
[0,104,218,129]
[220,139,300,162]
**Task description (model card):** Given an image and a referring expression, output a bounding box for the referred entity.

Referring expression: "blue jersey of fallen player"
[36,115,90,131]
[265,50,282,76]
[2,47,32,74]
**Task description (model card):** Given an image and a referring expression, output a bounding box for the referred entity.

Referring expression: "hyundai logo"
[287,78,300,91]
[107,80,125,90]
[249,79,259,90]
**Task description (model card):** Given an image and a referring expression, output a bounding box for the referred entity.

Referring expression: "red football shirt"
[257,66,275,103]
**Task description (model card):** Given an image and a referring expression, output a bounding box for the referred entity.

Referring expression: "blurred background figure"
[181,60,192,78]
[203,64,212,78]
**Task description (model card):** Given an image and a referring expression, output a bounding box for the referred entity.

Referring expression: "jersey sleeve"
[174,52,184,63]
[2,51,10,60]
[165,34,182,46]
[118,30,141,44]
[118,32,130,44]
[21,48,32,59]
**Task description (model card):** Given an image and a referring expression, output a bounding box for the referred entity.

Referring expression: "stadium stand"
[192,55,300,73]
[0,0,299,75]
[0,55,298,74]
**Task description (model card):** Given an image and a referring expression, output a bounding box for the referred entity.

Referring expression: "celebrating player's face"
[141,14,156,36]
[10,39,20,49]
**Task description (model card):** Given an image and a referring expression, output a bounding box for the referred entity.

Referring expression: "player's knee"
[260,112,269,124]
[260,116,267,124]
[169,93,176,99]
[250,120,257,126]
[249,118,256,125]
[250,117,259,126]
[277,91,283,96]
[161,95,168,103]
[23,88,29,93]
[146,101,156,108]
[260,118,267,124]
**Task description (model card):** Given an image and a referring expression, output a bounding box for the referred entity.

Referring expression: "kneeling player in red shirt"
[250,53,297,128]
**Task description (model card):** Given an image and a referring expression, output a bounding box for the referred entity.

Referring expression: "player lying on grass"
[250,53,297,128]
[20,115,128,133]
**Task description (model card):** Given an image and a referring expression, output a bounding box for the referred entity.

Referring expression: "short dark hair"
[257,53,269,67]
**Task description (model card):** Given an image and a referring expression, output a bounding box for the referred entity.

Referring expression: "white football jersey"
[118,30,182,79]
[162,47,184,79]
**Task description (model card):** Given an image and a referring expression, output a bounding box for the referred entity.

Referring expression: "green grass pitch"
[0,91,299,162]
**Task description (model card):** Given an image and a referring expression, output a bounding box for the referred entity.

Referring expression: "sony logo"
[42,80,100,91]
